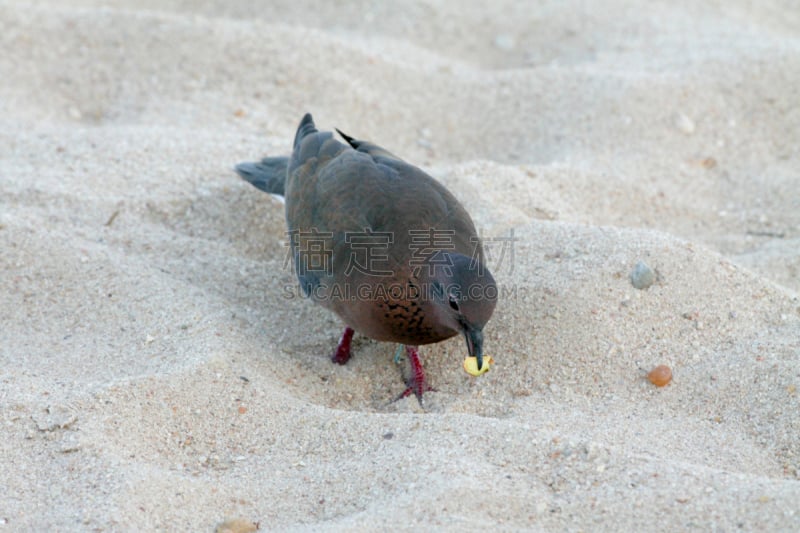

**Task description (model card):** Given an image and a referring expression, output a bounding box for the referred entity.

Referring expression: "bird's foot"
[394,346,434,405]
[331,326,354,365]
[392,345,405,364]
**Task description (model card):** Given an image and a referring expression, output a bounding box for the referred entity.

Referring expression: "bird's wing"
[335,128,401,161]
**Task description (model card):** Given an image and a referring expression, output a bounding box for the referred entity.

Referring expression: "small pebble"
[700,157,717,169]
[215,518,259,533]
[630,261,655,290]
[675,112,695,134]
[648,365,673,387]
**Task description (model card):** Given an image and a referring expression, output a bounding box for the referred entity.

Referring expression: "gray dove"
[236,114,497,403]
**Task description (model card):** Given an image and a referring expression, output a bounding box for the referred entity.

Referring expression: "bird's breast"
[318,278,458,345]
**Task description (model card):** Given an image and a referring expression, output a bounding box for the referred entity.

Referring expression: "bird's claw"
[394,381,435,406]
[391,345,434,406]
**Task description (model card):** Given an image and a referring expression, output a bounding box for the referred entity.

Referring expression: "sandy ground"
[1,1,799,531]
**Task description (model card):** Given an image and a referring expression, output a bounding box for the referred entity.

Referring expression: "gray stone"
[631,261,656,290]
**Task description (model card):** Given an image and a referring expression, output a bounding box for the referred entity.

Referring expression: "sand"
[1,0,799,530]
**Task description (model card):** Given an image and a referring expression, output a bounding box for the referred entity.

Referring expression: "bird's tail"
[235,156,289,196]
[293,113,317,151]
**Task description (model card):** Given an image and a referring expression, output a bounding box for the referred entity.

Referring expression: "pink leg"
[397,345,434,404]
[331,326,354,365]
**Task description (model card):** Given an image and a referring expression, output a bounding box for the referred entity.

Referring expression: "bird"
[235,113,497,403]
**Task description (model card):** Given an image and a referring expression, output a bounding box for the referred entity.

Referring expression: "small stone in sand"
[674,112,695,134]
[215,518,259,533]
[630,261,656,290]
[648,365,673,387]
[700,157,717,169]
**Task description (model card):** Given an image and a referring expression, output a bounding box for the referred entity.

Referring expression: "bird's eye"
[448,295,460,312]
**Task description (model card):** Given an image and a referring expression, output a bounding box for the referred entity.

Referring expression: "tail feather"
[293,113,317,151]
[235,156,288,196]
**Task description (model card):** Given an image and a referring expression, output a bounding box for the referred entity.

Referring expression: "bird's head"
[425,253,498,371]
